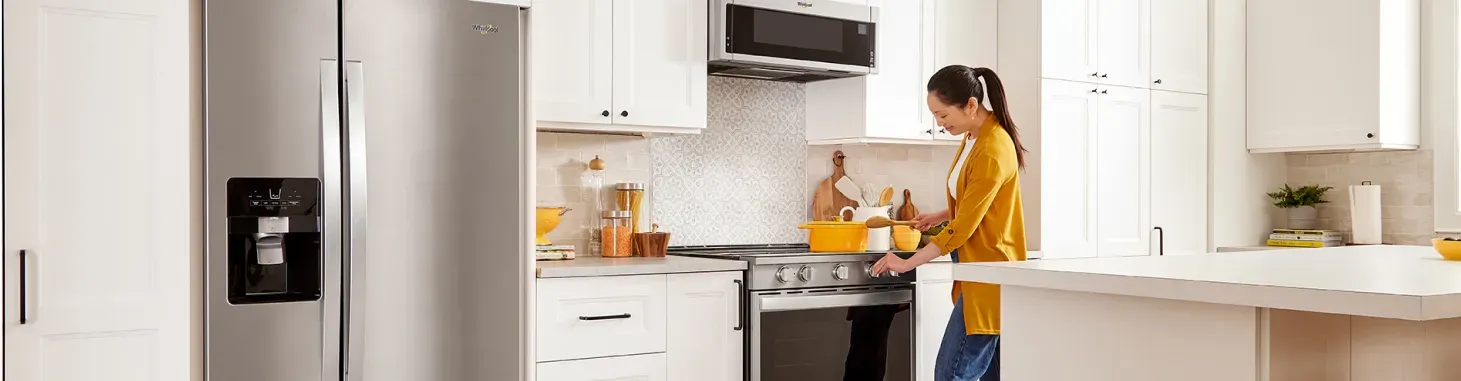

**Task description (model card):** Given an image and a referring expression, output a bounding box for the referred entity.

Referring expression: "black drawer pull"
[579,313,632,321]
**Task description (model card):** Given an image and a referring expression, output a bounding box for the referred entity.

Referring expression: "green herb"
[1266,184,1334,209]
[924,221,949,236]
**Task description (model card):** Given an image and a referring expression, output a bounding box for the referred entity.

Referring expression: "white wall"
[1210,0,1289,248]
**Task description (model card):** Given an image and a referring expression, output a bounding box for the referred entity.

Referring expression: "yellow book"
[1266,239,1336,248]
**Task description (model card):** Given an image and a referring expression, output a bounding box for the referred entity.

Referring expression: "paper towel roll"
[1350,183,1382,245]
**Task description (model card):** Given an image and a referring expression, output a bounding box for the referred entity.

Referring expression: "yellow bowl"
[1432,238,1461,261]
[798,221,869,252]
[536,207,567,246]
[892,226,921,251]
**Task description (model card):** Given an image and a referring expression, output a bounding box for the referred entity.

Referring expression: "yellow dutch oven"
[798,217,870,252]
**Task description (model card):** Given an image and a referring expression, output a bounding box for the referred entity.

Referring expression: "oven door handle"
[755,289,913,312]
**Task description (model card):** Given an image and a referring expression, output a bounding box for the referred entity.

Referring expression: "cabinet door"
[1095,86,1151,257]
[1151,91,1208,255]
[611,0,708,130]
[931,0,999,142]
[1042,0,1099,83]
[5,0,194,377]
[667,272,744,381]
[865,0,936,141]
[1039,79,1100,259]
[537,353,667,381]
[532,0,615,125]
[1096,0,1150,88]
[1150,0,1208,94]
[915,266,956,381]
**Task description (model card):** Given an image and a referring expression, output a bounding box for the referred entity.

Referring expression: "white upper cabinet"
[1150,0,1208,94]
[1151,90,1209,256]
[1095,0,1150,88]
[1246,0,1420,153]
[806,0,996,145]
[1042,0,1099,84]
[532,0,708,135]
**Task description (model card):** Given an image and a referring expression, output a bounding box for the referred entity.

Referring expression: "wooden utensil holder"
[633,223,670,257]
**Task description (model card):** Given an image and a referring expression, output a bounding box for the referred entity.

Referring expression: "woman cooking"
[871,65,1028,381]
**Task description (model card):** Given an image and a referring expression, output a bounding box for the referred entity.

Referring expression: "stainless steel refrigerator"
[204,1,529,380]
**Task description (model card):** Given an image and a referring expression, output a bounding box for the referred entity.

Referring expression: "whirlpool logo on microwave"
[472,24,499,34]
[796,1,812,7]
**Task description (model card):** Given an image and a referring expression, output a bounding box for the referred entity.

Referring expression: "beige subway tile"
[877,146,910,161]
[538,149,583,169]
[555,133,607,151]
[1306,153,1350,166]
[1285,154,1308,167]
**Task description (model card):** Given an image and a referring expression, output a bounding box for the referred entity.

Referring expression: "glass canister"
[583,156,608,256]
[599,210,634,258]
[615,182,646,233]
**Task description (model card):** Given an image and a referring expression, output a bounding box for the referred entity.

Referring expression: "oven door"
[713,0,878,74]
[749,286,914,381]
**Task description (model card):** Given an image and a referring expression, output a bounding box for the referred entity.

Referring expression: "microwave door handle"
[755,289,913,312]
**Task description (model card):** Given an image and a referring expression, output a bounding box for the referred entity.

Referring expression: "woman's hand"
[871,252,916,276]
[912,209,951,231]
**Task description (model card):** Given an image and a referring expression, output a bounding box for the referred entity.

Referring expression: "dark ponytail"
[927,65,1029,170]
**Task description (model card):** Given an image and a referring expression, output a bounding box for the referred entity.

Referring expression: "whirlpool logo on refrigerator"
[472,24,499,34]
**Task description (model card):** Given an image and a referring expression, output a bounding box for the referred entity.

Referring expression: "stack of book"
[1266,229,1344,248]
[535,244,576,261]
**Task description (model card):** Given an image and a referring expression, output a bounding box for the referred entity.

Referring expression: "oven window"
[759,305,912,381]
[726,4,875,68]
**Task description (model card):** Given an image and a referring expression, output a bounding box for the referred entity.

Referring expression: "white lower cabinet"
[537,353,667,381]
[536,271,744,381]
[915,262,955,381]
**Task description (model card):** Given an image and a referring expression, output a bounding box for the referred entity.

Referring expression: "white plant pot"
[1287,207,1319,230]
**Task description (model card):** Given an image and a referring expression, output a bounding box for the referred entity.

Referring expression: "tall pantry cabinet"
[1036,0,1209,258]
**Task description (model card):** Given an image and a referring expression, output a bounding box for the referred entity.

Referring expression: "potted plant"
[1267,184,1334,230]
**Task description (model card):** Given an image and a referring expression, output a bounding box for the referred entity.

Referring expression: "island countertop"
[954,245,1461,320]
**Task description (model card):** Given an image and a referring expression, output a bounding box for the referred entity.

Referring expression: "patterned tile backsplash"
[539,76,966,252]
[1284,149,1435,245]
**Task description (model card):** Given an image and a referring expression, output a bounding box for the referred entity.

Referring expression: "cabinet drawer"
[536,275,667,362]
[537,353,667,381]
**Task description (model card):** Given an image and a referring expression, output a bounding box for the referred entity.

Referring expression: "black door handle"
[620,110,629,117]
[579,313,632,321]
[19,249,28,324]
[1153,227,1165,256]
[601,110,610,117]
[733,279,745,331]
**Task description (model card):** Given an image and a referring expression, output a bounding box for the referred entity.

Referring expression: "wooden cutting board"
[811,150,859,221]
[896,189,920,221]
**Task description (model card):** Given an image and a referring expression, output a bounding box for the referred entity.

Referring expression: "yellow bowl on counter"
[798,219,869,252]
[1432,238,1461,261]
[536,206,568,246]
[892,225,921,251]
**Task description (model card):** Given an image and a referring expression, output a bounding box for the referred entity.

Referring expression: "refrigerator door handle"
[319,60,347,381]
[342,60,370,380]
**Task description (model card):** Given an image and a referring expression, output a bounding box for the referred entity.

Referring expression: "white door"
[1150,0,1208,94]
[610,0,708,130]
[915,264,955,381]
[1150,91,1208,255]
[537,353,667,381]
[866,0,936,141]
[931,0,998,142]
[1094,86,1151,257]
[667,272,743,381]
[4,0,193,378]
[1041,0,1099,83]
[1095,0,1150,89]
[532,0,615,125]
[1039,79,1100,259]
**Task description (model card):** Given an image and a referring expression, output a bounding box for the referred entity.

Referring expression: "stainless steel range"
[671,244,916,381]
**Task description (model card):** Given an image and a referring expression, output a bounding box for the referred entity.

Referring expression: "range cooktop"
[669,244,918,291]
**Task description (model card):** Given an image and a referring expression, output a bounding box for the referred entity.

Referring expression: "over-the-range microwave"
[709,0,878,82]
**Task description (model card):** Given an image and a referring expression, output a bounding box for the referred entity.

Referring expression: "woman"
[871,65,1028,381]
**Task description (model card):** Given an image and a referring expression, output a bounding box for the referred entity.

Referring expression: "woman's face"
[926,92,982,135]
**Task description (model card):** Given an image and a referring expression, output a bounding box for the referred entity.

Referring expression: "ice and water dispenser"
[226,178,323,304]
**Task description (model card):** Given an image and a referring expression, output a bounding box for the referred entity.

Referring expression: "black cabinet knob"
[1100,89,1108,94]
[1154,79,1163,84]
[1100,73,1108,78]
[1090,89,1098,93]
[601,110,610,117]
[925,129,934,135]
[1367,133,1375,138]
[620,111,629,117]
[1090,72,1098,77]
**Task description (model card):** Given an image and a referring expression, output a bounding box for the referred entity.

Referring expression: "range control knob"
[797,266,815,282]
[865,263,878,278]
[833,264,850,280]
[775,266,794,283]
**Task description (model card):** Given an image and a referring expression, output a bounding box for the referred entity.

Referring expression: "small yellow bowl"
[892,226,921,251]
[1431,238,1461,261]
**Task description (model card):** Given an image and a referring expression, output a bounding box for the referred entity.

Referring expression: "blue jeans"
[936,252,1000,381]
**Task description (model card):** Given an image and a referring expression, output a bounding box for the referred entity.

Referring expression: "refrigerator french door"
[204,1,529,380]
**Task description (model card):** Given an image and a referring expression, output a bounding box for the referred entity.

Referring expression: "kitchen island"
[955,245,1461,381]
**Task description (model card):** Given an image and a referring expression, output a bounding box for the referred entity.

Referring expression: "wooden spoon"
[865,216,917,229]
[878,187,894,207]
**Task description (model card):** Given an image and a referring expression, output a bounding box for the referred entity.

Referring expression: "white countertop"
[535,255,747,278]
[954,245,1461,320]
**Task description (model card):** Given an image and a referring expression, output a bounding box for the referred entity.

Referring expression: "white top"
[952,245,1461,320]
[948,137,976,198]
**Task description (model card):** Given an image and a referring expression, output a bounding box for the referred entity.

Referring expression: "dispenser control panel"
[227,178,320,217]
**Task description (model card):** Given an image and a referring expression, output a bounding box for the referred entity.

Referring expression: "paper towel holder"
[1350,180,1383,245]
